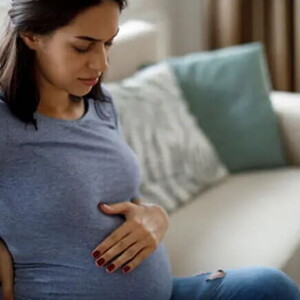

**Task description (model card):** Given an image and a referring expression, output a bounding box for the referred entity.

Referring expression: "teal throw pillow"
[168,43,287,172]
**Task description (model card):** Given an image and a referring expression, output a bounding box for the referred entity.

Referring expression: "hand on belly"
[90,201,169,274]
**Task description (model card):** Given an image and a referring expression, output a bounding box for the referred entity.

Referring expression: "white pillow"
[104,63,228,213]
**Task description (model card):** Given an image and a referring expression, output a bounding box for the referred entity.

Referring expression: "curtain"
[201,0,300,92]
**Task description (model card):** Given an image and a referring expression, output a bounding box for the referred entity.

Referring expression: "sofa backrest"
[103,20,166,82]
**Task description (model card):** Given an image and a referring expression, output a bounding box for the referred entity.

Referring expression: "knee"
[250,267,300,299]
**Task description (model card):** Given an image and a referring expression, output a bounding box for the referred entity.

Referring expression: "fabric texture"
[168,42,287,172]
[0,89,173,300]
[104,63,228,213]
[171,266,300,300]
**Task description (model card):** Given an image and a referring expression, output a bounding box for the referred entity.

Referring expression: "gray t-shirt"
[0,87,173,300]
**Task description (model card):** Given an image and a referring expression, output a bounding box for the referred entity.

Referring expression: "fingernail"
[123,266,131,273]
[92,251,100,258]
[96,258,105,267]
[98,203,107,210]
[106,264,115,272]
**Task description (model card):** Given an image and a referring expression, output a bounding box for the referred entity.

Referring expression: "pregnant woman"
[0,0,299,299]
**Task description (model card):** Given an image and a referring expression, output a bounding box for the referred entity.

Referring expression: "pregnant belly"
[6,212,173,300]
[13,244,173,300]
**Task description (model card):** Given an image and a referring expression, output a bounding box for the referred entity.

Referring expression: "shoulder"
[101,84,119,116]
[88,84,122,133]
[101,84,113,102]
[92,84,119,122]
[102,84,119,118]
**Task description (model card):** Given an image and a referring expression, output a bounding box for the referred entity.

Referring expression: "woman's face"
[21,1,120,97]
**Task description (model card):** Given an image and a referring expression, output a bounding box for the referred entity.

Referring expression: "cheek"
[37,47,85,83]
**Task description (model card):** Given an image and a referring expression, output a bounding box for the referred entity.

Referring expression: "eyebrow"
[75,28,120,42]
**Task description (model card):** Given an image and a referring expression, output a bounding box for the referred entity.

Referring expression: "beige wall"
[123,0,203,56]
[167,0,203,56]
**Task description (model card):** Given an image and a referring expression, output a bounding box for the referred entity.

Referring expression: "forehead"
[59,1,120,40]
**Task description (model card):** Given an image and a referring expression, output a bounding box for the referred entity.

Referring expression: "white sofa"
[164,91,300,285]
[105,21,300,286]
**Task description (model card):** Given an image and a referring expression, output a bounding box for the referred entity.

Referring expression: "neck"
[35,71,85,120]
[37,91,85,120]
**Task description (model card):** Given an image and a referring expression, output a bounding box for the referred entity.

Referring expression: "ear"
[19,32,40,51]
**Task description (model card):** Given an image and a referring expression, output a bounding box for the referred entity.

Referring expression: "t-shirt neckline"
[34,97,91,124]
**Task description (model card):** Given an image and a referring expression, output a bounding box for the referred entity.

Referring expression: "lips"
[80,77,99,81]
[79,77,99,86]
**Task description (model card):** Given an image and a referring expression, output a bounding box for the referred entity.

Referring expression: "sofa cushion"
[163,168,300,286]
[104,63,228,212]
[168,43,287,172]
[271,91,300,166]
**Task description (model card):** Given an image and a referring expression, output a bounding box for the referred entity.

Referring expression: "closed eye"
[105,42,114,48]
[73,46,89,53]
[73,42,114,53]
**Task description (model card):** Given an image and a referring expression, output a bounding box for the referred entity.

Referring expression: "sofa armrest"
[270,91,300,166]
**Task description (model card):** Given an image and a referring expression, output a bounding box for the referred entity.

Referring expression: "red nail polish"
[92,251,100,258]
[96,258,105,267]
[123,266,131,273]
[106,264,115,272]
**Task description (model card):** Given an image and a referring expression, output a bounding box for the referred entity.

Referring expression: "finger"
[91,222,132,259]
[98,202,134,215]
[104,242,146,273]
[94,232,138,269]
[120,247,153,274]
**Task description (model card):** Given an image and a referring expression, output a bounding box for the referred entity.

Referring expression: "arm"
[270,91,300,166]
[0,238,14,300]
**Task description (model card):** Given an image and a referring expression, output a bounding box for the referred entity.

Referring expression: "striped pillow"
[104,63,228,213]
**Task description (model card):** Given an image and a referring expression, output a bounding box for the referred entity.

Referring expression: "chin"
[69,87,92,98]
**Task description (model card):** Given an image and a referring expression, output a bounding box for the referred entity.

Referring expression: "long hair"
[0,0,127,130]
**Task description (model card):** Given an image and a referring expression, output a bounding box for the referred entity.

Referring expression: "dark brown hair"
[0,0,127,130]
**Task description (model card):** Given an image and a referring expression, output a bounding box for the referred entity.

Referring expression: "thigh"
[171,266,300,300]
[171,269,226,300]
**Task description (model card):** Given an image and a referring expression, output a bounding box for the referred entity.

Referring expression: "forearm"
[2,289,14,300]
[0,239,14,300]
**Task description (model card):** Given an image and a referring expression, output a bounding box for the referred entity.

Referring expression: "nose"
[88,44,109,73]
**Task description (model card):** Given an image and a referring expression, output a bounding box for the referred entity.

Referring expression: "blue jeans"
[171,266,300,299]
